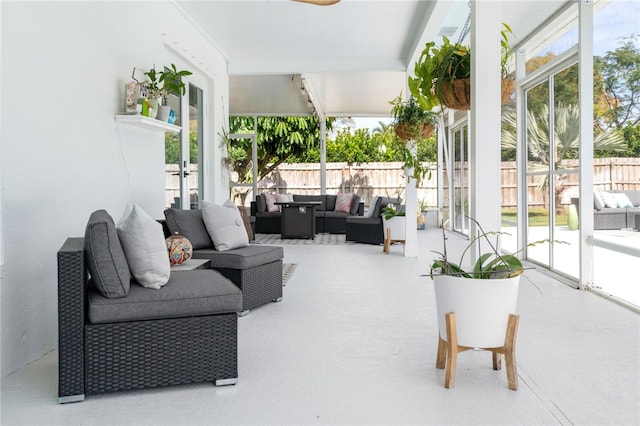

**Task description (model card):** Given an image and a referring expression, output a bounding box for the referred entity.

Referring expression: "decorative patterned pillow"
[264,193,279,212]
[202,200,250,251]
[116,205,170,290]
[335,192,354,213]
[276,193,292,203]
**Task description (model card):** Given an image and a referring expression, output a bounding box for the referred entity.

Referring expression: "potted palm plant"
[144,64,192,121]
[409,23,514,111]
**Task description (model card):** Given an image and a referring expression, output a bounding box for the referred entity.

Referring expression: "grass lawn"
[502,207,568,227]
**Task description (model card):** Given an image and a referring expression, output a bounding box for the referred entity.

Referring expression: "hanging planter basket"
[438,78,515,111]
[395,122,434,141]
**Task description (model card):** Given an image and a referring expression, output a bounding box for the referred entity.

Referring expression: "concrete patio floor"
[2,228,638,425]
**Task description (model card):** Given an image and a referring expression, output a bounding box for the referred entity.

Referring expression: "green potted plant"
[429,217,522,389]
[389,93,438,141]
[381,203,406,253]
[409,23,514,111]
[428,216,559,390]
[144,64,192,121]
[389,93,438,184]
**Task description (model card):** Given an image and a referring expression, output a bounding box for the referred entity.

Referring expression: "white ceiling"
[176,0,572,117]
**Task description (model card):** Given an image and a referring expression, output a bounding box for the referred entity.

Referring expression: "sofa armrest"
[57,237,88,402]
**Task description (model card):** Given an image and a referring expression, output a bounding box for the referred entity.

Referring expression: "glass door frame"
[519,48,580,285]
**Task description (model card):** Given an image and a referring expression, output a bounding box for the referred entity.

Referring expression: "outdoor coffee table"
[275,201,321,240]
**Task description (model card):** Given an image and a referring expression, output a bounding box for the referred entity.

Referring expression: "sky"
[352,0,639,132]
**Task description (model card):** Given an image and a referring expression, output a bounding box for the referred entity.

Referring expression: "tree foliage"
[227,116,333,184]
[594,36,640,131]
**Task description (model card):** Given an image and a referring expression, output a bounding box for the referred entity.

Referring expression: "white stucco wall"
[0,1,229,377]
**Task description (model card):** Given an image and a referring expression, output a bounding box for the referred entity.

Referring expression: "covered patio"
[1,1,639,424]
[2,230,638,424]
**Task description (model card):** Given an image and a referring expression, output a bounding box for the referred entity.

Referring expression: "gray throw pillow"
[116,205,170,290]
[202,200,250,251]
[84,210,130,299]
[256,194,267,213]
[164,208,213,249]
[350,194,361,214]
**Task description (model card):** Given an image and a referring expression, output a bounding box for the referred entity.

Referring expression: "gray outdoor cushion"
[325,194,337,211]
[88,269,242,324]
[164,208,214,250]
[350,194,361,214]
[324,210,351,219]
[256,194,267,213]
[84,210,130,299]
[193,244,284,270]
[293,194,326,211]
[613,190,640,207]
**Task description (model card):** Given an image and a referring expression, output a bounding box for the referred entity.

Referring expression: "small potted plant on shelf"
[144,64,192,121]
[409,23,514,111]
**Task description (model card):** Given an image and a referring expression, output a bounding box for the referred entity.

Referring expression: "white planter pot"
[157,105,171,122]
[383,216,405,240]
[433,275,520,348]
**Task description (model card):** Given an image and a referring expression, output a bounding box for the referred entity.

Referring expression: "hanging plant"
[409,23,515,111]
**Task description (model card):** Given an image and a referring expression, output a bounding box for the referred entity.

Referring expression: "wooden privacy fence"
[166,158,640,208]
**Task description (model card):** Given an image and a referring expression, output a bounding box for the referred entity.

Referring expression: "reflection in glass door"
[452,125,469,235]
[164,83,204,210]
[524,64,580,282]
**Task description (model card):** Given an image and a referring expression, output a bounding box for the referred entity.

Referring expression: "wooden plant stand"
[383,228,405,254]
[435,312,520,390]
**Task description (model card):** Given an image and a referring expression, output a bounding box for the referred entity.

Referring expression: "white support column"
[317,112,327,195]
[515,49,526,256]
[469,0,502,259]
[252,116,258,199]
[578,0,594,290]
[404,141,418,257]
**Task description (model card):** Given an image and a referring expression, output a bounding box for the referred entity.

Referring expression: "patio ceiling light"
[292,0,341,6]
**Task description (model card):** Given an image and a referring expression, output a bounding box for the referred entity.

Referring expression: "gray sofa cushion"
[164,208,214,250]
[88,269,242,323]
[325,194,337,211]
[324,210,352,219]
[84,210,130,299]
[350,194,361,214]
[193,244,284,270]
[293,194,326,211]
[256,194,267,213]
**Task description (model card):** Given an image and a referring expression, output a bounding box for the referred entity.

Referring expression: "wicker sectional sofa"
[250,193,364,234]
[58,210,243,403]
[571,189,640,230]
[163,208,284,314]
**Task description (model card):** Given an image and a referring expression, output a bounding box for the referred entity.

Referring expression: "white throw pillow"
[364,196,379,217]
[600,192,617,208]
[116,204,170,290]
[611,192,633,208]
[202,200,250,252]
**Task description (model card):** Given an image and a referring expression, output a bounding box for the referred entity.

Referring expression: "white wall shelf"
[115,114,181,133]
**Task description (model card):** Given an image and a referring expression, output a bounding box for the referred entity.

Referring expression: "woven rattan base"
[216,260,283,312]
[85,314,237,395]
